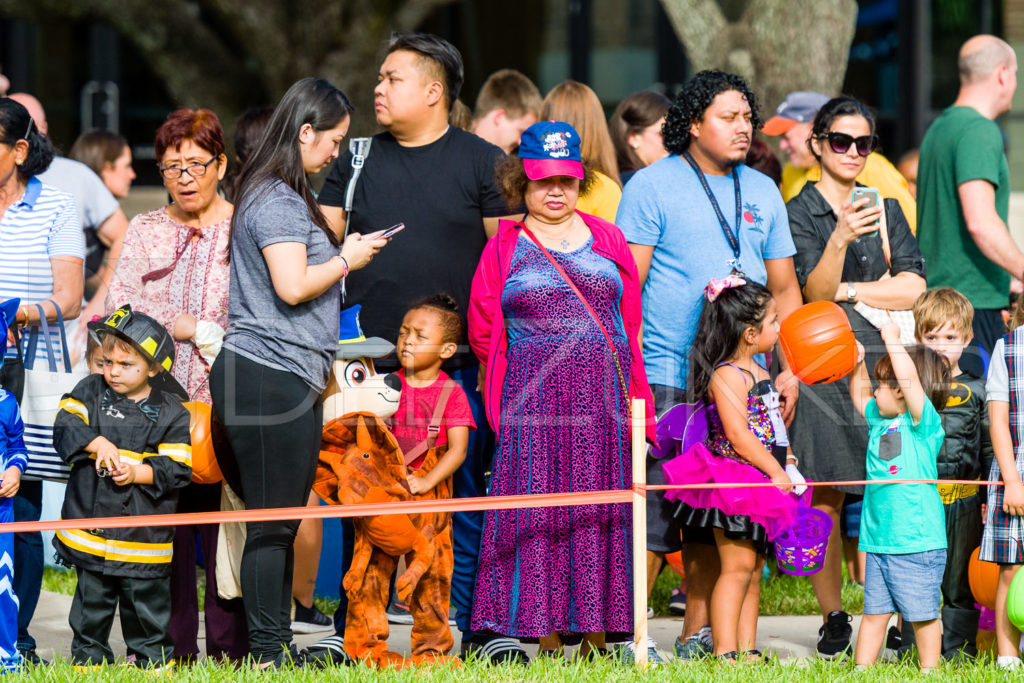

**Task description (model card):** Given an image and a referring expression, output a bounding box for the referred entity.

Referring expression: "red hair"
[154,108,225,160]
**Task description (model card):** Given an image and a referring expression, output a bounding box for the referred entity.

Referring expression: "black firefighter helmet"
[87,304,189,401]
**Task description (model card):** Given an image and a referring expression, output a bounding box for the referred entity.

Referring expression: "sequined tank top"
[706,363,789,466]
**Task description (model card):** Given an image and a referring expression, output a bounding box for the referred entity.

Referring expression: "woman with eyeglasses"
[785,96,925,658]
[105,108,250,663]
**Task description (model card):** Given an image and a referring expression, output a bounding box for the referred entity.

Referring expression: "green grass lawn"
[13,653,1020,681]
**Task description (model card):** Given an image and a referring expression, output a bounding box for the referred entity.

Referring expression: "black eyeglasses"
[816,132,879,157]
[158,156,217,180]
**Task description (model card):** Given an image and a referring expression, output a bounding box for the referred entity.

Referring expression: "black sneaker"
[816,610,852,660]
[884,624,902,655]
[300,634,353,668]
[669,588,686,616]
[386,598,414,625]
[291,598,333,634]
[460,635,530,664]
[17,648,45,667]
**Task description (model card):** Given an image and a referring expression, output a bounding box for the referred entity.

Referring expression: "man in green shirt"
[917,35,1023,371]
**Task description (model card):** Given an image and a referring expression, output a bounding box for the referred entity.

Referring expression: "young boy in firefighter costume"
[0,299,27,672]
[53,305,192,668]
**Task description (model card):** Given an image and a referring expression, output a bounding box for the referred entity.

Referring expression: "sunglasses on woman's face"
[817,132,879,157]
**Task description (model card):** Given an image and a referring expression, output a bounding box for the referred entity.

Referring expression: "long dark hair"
[610,90,670,174]
[0,98,54,180]
[231,78,353,248]
[689,278,773,401]
[225,105,273,203]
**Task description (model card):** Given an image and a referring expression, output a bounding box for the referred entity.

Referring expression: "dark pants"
[168,482,248,660]
[330,364,493,638]
[209,350,323,660]
[13,480,41,653]
[646,384,686,553]
[70,568,172,666]
[940,493,983,657]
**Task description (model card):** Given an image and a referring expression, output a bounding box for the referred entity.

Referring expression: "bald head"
[959,35,1016,84]
[7,93,46,135]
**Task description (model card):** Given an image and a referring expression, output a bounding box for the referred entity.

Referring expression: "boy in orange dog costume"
[315,301,472,666]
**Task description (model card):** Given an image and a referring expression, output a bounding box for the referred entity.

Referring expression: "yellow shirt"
[780,152,917,234]
[577,170,622,223]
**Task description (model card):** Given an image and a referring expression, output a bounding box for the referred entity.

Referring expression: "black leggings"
[209,349,323,660]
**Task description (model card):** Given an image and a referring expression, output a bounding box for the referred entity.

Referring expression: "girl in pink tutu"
[669,274,804,660]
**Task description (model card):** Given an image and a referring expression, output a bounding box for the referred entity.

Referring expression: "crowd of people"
[0,27,1023,673]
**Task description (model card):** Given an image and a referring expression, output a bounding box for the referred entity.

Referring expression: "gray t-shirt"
[37,157,119,230]
[223,178,341,390]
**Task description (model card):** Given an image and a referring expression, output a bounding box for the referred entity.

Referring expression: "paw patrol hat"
[518,121,584,180]
[88,304,189,400]
[0,298,19,362]
[336,305,395,360]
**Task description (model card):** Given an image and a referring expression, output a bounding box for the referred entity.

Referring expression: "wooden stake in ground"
[631,398,648,668]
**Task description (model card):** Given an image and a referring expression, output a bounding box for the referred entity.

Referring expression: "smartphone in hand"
[851,187,880,227]
[364,223,405,240]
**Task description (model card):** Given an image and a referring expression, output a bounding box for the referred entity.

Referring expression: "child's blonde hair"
[913,287,973,340]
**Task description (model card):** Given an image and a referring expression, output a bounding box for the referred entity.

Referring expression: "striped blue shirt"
[0,176,83,359]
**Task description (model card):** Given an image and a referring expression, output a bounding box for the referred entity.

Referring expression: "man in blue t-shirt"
[616,70,802,659]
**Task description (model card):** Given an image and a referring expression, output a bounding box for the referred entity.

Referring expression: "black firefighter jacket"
[52,374,191,578]
[937,371,994,484]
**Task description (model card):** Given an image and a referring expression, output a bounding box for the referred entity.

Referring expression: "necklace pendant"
[560,239,570,250]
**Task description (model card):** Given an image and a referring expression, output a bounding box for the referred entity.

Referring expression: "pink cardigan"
[468,212,656,443]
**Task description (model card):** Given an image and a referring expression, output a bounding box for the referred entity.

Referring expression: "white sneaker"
[616,637,665,666]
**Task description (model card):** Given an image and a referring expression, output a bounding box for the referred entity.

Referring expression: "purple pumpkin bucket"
[773,506,833,576]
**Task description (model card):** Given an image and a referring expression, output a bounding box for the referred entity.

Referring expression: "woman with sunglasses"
[785,96,925,659]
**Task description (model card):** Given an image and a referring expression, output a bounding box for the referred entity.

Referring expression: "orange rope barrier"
[0,478,995,535]
[0,488,633,534]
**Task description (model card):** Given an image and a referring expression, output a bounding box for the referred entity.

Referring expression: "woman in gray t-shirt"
[209,78,385,668]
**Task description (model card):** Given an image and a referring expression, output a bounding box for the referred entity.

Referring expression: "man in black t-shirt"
[311,33,524,665]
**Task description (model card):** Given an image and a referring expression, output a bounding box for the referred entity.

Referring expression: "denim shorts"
[863,549,946,622]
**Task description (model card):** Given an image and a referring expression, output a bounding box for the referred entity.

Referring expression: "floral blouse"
[106,207,231,404]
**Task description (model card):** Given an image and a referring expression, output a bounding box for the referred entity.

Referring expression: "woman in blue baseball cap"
[467,121,655,658]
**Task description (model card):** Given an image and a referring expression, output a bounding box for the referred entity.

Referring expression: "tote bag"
[21,304,87,482]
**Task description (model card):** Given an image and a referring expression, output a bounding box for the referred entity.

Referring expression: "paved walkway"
[28,590,854,662]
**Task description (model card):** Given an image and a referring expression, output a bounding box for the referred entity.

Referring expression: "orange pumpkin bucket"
[779,301,857,384]
[969,545,999,611]
[184,401,222,485]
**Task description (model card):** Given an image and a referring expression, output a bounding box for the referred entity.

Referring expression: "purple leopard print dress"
[470,235,633,638]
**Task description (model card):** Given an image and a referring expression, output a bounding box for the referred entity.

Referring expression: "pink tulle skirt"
[662,442,803,541]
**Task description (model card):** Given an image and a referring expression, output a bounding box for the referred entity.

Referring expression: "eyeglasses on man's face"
[158,156,217,180]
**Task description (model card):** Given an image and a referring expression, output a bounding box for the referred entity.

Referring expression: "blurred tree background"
[0,0,459,137]
[658,0,859,120]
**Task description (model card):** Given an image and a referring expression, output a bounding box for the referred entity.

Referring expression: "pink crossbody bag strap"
[402,379,457,466]
[519,223,631,412]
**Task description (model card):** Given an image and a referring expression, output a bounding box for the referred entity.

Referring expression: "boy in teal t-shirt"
[848,322,952,672]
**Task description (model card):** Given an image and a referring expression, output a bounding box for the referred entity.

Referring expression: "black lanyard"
[683,151,742,268]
